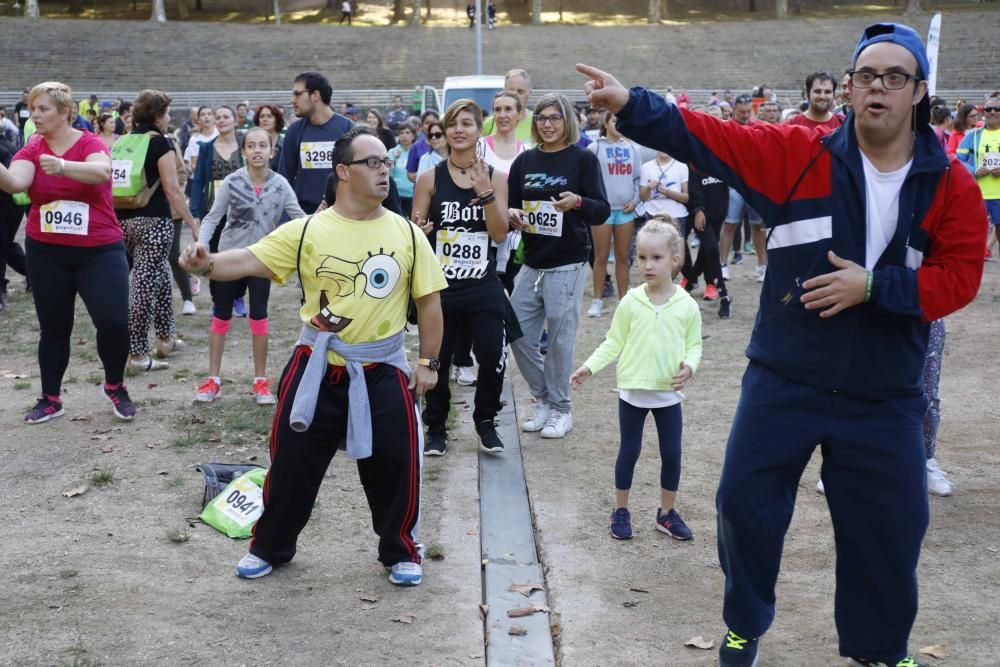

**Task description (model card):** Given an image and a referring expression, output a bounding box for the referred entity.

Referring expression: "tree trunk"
[176,0,190,19]
[67,0,83,14]
[151,0,166,21]
[25,0,40,17]
[904,0,921,14]
[326,0,334,8]
[425,0,431,19]
[410,0,421,25]
[775,0,786,18]
[195,0,202,10]
[531,0,541,24]
[391,0,405,22]
[273,0,281,24]
[648,0,659,23]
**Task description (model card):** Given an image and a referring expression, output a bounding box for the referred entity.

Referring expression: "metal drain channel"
[479,379,556,666]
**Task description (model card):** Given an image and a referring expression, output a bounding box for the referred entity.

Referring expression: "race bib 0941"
[522,200,564,237]
[39,200,89,236]
[211,476,264,528]
[300,141,335,170]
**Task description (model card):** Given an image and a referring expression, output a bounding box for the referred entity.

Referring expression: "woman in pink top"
[946,103,979,158]
[0,81,134,425]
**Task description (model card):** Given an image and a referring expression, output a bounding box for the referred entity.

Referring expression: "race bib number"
[436,229,489,279]
[300,141,335,170]
[522,200,563,237]
[39,200,89,236]
[111,160,132,189]
[211,476,264,528]
[982,153,1000,170]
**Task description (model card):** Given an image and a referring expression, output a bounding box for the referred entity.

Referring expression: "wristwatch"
[417,358,440,371]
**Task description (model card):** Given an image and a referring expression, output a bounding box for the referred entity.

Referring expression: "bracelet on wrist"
[479,194,496,206]
[192,256,214,277]
[863,270,873,303]
[58,159,66,177]
[476,189,494,199]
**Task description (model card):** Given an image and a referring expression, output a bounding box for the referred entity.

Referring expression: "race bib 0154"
[39,200,89,236]
[522,200,564,237]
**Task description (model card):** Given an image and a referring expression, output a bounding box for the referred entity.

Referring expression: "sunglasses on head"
[985,106,1000,113]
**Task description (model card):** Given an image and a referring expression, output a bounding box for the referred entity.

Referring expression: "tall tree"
[410,0,421,25]
[905,0,921,14]
[776,0,786,18]
[648,0,659,23]
[391,0,406,23]
[531,0,541,24]
[273,0,281,24]
[151,0,167,21]
[25,0,40,17]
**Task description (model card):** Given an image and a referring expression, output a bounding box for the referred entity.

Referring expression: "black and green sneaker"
[719,629,759,667]
[849,658,925,667]
[424,429,447,456]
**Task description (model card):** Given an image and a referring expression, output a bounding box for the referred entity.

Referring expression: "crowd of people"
[0,20,996,666]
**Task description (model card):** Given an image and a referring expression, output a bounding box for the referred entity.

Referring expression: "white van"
[421,75,505,115]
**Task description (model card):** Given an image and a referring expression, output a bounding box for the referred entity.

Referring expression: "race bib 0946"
[300,141,335,170]
[522,200,564,237]
[39,200,89,236]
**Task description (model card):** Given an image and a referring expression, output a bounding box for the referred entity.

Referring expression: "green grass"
[165,527,191,544]
[172,398,272,449]
[85,372,103,385]
[14,381,30,390]
[88,466,114,487]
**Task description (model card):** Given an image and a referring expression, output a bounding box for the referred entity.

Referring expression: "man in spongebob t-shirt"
[182,127,446,587]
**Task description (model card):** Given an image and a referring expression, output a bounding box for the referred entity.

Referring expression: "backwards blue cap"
[852,23,930,80]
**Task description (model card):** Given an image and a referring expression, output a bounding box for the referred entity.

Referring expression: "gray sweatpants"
[509,262,587,413]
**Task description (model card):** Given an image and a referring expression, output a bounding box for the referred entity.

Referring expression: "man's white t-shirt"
[184,129,219,166]
[342,0,351,12]
[860,152,911,270]
[640,158,689,219]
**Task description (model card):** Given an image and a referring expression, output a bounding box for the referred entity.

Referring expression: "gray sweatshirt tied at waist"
[289,326,412,460]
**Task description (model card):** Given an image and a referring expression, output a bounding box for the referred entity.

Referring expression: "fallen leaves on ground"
[2,372,27,379]
[90,435,112,441]
[100,446,113,454]
[70,415,93,423]
[684,636,715,650]
[62,485,88,498]
[508,625,528,636]
[919,644,946,659]
[507,603,549,617]
[479,603,489,619]
[359,594,378,603]
[155,469,169,476]
[391,614,415,624]
[466,527,479,536]
[508,583,544,597]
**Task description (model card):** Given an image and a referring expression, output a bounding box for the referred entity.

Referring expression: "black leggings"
[0,201,27,290]
[169,219,193,301]
[616,399,682,492]
[211,276,271,320]
[682,216,726,292]
[26,238,129,396]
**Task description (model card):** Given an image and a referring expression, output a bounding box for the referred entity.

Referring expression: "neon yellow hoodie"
[583,284,702,390]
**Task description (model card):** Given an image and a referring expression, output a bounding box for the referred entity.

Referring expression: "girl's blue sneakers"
[610,507,633,540]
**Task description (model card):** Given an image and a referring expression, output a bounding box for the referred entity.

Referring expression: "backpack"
[111,130,161,209]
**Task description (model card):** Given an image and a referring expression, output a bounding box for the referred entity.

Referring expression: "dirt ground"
[0,248,997,665]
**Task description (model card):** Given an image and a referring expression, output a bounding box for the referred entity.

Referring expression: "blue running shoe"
[656,507,693,540]
[236,552,273,579]
[233,297,248,318]
[610,507,633,540]
[719,629,759,667]
[388,561,422,586]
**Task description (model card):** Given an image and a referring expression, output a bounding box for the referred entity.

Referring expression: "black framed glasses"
[347,157,394,169]
[427,132,444,139]
[534,113,565,125]
[984,105,1000,113]
[848,70,919,90]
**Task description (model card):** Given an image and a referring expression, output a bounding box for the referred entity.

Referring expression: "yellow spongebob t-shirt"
[248,208,447,365]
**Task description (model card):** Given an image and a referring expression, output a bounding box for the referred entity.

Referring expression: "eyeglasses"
[984,106,1000,113]
[427,132,444,139]
[346,157,394,169]
[534,113,564,125]
[848,70,918,90]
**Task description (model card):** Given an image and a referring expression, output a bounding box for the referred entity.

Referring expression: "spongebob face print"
[310,248,402,333]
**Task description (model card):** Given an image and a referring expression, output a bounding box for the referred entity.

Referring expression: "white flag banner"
[926,13,942,97]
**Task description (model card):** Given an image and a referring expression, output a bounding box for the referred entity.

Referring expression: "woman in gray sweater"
[193,127,305,405]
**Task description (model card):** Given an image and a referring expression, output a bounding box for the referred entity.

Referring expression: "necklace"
[449,157,475,175]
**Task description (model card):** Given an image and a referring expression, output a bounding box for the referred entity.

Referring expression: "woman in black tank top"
[411,99,510,457]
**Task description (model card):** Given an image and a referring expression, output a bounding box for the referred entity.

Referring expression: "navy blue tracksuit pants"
[716,361,928,663]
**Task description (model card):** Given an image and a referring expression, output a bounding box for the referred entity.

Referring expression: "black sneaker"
[719,629,759,666]
[849,658,925,667]
[424,429,447,456]
[476,420,504,453]
[104,384,136,421]
[718,296,732,319]
[24,396,65,424]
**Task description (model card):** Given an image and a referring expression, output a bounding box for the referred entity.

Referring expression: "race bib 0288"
[436,229,489,280]
[522,200,564,237]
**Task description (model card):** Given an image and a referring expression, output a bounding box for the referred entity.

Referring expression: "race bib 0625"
[39,200,89,236]
[522,200,564,237]
[300,141,335,170]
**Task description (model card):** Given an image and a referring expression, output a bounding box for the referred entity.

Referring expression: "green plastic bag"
[199,468,268,539]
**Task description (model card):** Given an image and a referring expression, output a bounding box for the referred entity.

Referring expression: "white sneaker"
[454,365,477,386]
[181,300,196,316]
[541,411,573,439]
[756,265,767,282]
[816,479,825,494]
[721,264,730,280]
[926,458,954,497]
[522,402,551,432]
[587,299,604,318]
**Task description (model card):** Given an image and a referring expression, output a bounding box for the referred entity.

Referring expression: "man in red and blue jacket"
[581,21,985,667]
